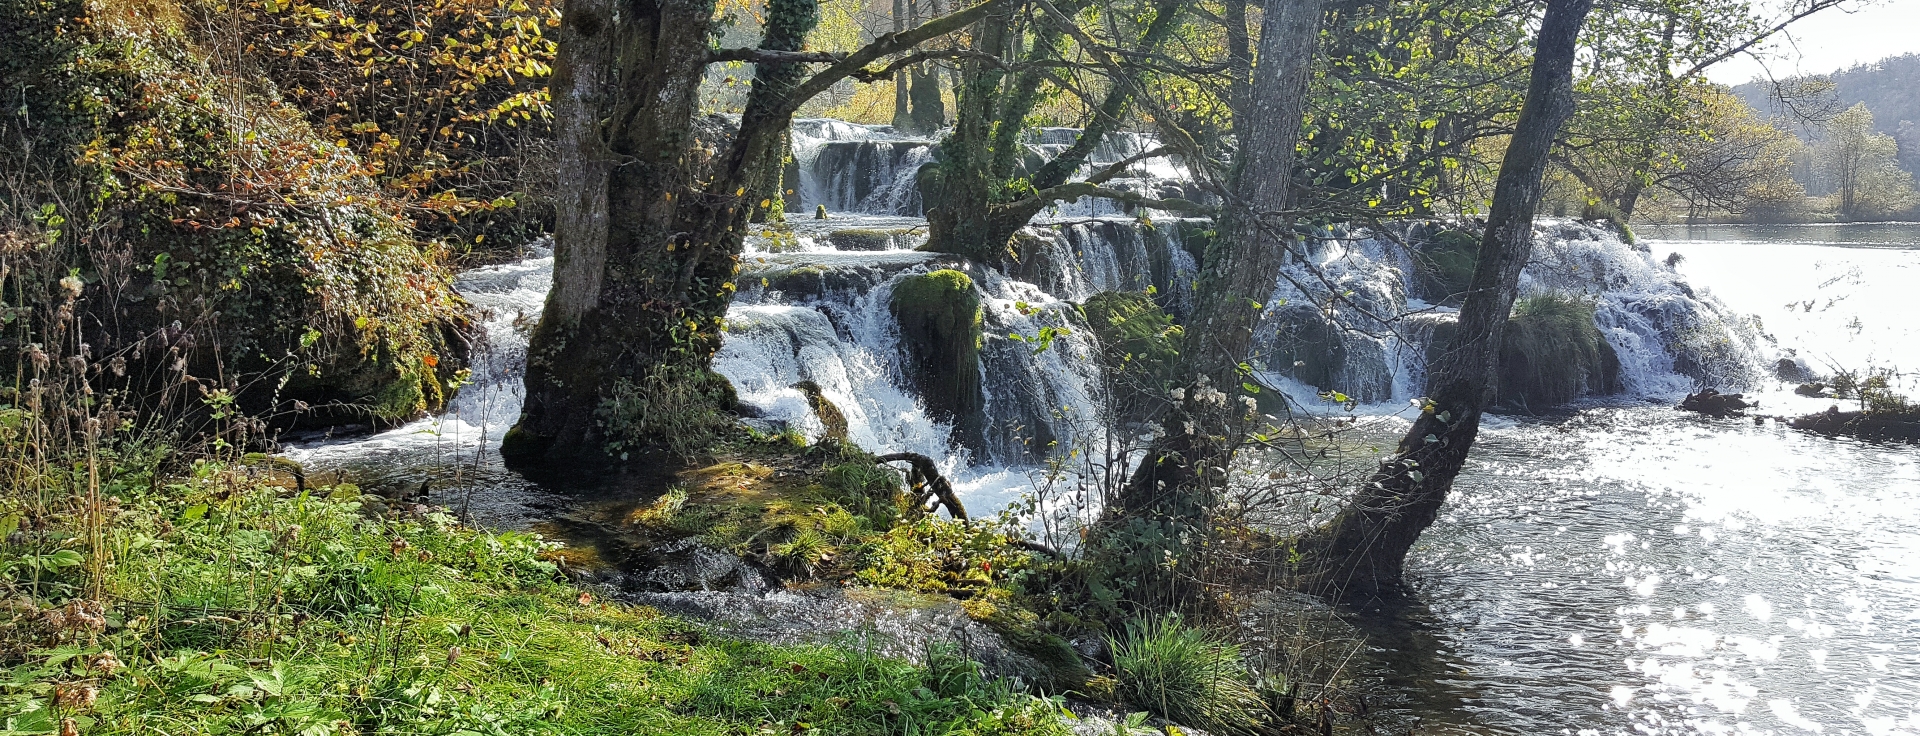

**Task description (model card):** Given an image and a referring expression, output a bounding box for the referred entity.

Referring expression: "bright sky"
[1706,0,1920,85]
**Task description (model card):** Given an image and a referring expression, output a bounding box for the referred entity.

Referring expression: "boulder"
[890,270,986,450]
[1679,389,1754,418]
[1774,357,1817,383]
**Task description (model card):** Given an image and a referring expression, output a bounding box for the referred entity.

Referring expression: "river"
[283,121,1920,735]
[1375,223,1920,735]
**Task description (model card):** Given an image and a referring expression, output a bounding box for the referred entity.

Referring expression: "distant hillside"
[1733,53,1920,173]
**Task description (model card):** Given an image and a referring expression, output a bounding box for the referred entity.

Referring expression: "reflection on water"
[1382,408,1920,735]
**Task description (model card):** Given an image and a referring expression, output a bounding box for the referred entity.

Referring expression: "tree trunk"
[923,0,1186,262]
[1294,0,1595,603]
[1103,0,1326,612]
[892,0,912,130]
[505,0,815,462]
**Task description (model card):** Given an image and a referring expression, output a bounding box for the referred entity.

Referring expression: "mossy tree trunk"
[509,0,1010,462]
[1294,0,1596,603]
[921,0,1200,263]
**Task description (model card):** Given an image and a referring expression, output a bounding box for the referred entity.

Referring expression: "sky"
[1706,0,1920,85]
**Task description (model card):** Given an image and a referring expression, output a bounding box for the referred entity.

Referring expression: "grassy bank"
[0,455,1075,735]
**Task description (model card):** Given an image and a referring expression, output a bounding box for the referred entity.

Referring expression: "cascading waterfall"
[1248,221,1761,411]
[294,118,1767,517]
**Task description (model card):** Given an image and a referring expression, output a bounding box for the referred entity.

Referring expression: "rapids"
[284,119,1920,735]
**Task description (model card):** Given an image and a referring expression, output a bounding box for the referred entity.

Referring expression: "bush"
[1108,614,1265,734]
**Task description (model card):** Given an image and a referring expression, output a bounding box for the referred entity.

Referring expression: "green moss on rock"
[1430,294,1620,411]
[827,228,904,251]
[890,270,985,450]
[1082,291,1182,421]
[1416,229,1481,306]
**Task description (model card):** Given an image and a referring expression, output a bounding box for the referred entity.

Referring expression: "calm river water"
[1378,223,1920,735]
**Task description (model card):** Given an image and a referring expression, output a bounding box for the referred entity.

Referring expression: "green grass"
[1496,293,1620,410]
[0,461,1074,736]
[1107,614,1265,735]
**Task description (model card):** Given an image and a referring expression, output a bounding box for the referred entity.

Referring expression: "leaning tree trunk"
[1294,0,1596,603]
[504,0,814,462]
[1102,0,1326,613]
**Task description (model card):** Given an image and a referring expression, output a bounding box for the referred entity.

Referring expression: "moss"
[1498,294,1620,409]
[889,270,985,450]
[1428,294,1621,411]
[1415,229,1480,305]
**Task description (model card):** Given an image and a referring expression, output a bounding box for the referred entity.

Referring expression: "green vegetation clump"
[1425,294,1620,411]
[590,364,739,461]
[889,270,985,449]
[1082,291,1182,420]
[2,0,469,429]
[0,457,1073,735]
[1108,614,1266,735]
[1495,294,1621,410]
[1415,229,1480,305]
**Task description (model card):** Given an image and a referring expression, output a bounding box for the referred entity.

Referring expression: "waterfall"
[791,119,936,216]
[292,118,1769,517]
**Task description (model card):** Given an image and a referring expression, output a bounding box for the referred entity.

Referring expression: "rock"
[634,539,775,595]
[1679,389,1754,418]
[890,270,986,450]
[826,228,902,251]
[1789,405,1920,441]
[791,380,848,443]
[1414,228,1481,306]
[1494,294,1621,411]
[1795,382,1830,398]
[626,587,1078,687]
[1082,291,1181,423]
[1775,357,1816,382]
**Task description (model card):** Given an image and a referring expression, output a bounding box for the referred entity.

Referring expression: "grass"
[1107,614,1266,735]
[1496,294,1620,410]
[0,455,1077,736]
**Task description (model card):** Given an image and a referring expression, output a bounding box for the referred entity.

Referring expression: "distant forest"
[1734,53,1920,184]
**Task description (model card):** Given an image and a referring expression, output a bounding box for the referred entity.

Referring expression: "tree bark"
[1102,0,1326,612]
[1294,0,1595,603]
[892,0,912,130]
[506,0,814,462]
[509,0,1004,463]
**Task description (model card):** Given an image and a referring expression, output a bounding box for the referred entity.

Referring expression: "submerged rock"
[635,539,776,595]
[1679,389,1754,418]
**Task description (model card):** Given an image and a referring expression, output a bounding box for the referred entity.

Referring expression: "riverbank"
[0,454,1088,735]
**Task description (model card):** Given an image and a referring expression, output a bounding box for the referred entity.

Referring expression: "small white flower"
[1170,387,1186,401]
[1241,396,1258,412]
